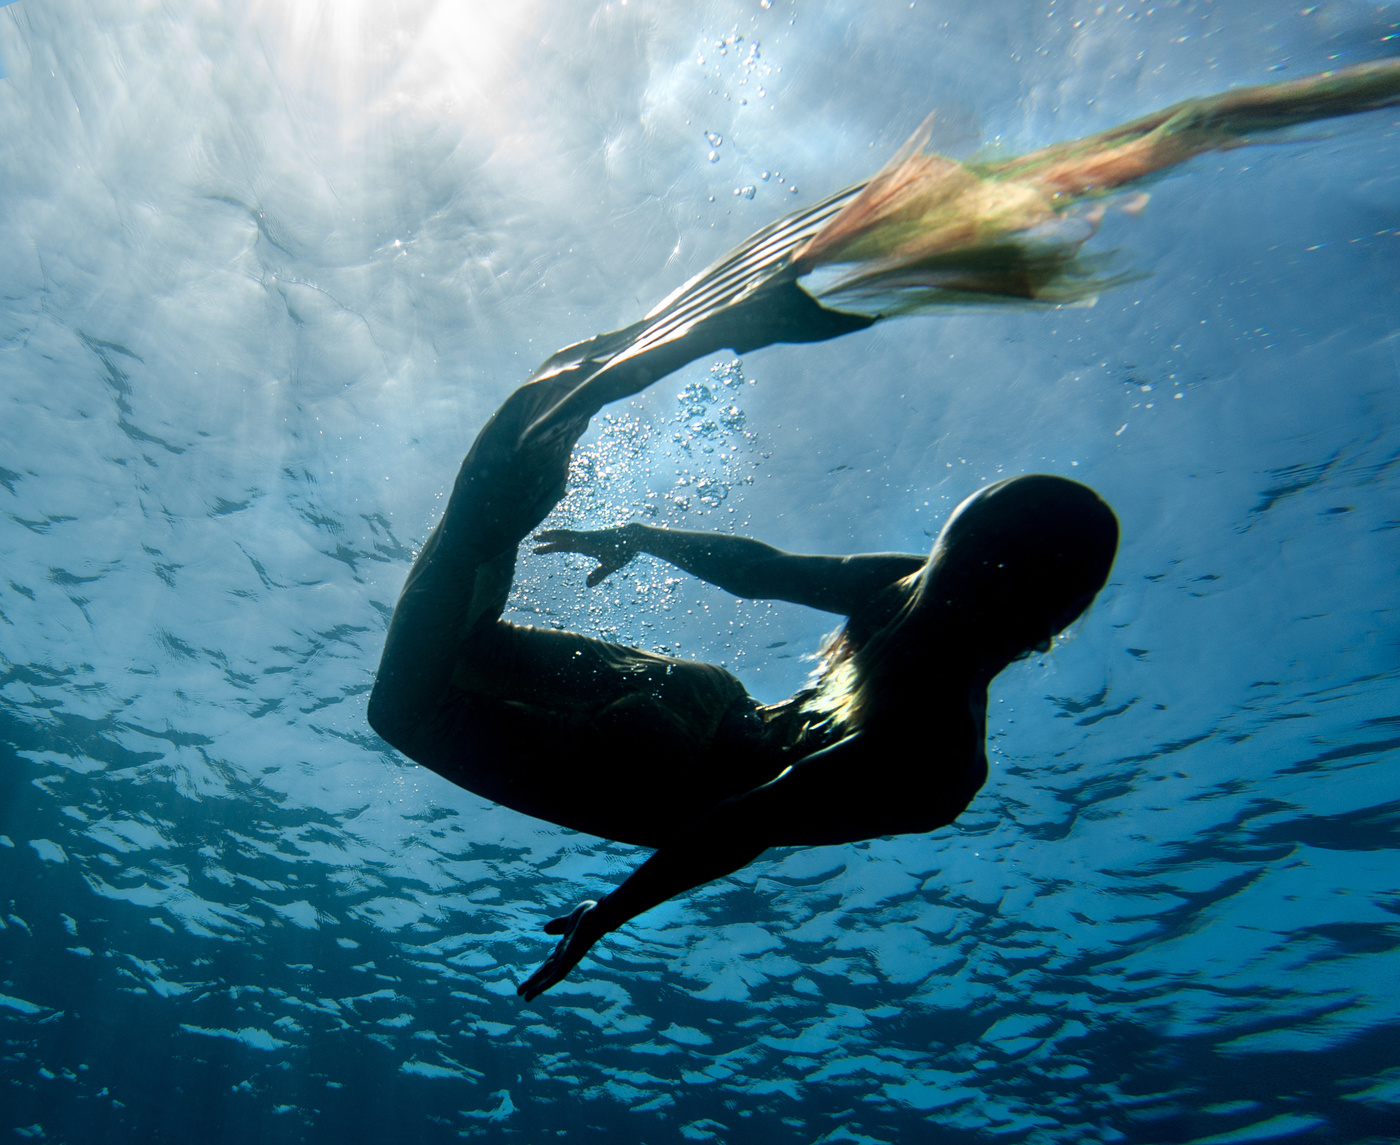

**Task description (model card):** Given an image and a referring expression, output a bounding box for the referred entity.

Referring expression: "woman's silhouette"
[368,60,1399,998]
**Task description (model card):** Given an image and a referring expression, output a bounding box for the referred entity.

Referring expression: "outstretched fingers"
[532,528,587,554]
[518,900,601,1003]
[531,526,640,586]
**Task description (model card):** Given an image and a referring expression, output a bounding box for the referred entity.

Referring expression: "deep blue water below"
[1,2,1398,1143]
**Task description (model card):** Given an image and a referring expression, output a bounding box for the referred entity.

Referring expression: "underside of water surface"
[1,2,1398,1143]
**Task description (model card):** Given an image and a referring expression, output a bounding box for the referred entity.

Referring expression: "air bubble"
[519,360,761,651]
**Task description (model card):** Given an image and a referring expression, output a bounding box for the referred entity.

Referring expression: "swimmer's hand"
[517,899,602,1002]
[533,525,641,587]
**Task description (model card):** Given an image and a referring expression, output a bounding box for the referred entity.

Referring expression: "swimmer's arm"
[535,523,925,613]
[519,729,975,1000]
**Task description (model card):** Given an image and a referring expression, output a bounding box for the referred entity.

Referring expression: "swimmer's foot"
[517,899,602,1002]
[792,60,1400,318]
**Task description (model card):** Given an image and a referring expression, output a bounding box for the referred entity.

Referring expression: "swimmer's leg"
[364,279,855,755]
[367,375,591,755]
[519,190,877,441]
[366,203,879,787]
[368,375,783,839]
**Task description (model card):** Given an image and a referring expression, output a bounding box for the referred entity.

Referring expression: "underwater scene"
[1,1,1398,1142]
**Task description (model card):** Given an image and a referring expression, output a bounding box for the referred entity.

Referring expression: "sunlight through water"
[0,2,1398,1143]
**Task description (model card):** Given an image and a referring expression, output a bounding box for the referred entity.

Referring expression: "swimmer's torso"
[421,566,989,849]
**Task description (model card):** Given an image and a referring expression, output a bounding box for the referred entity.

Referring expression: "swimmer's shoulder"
[843,566,922,644]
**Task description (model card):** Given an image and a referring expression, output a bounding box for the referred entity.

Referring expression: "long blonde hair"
[799,569,927,734]
[799,474,1120,736]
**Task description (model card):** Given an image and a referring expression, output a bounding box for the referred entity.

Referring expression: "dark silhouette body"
[367,351,1118,999]
[368,61,1400,998]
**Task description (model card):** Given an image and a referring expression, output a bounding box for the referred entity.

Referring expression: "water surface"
[1,2,1398,1142]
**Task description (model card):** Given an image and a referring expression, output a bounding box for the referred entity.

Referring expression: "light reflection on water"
[0,2,1398,1143]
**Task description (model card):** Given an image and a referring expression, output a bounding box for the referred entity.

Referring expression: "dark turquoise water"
[2,2,1398,1142]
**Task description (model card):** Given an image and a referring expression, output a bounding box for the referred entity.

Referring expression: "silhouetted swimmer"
[515,475,1118,1000]
[367,347,1119,998]
[362,60,1400,997]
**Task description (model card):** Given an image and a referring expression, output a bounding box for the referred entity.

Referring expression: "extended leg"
[368,373,786,847]
[369,196,885,754]
[367,375,590,755]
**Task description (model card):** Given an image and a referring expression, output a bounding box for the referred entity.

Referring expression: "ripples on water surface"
[1,2,1398,1142]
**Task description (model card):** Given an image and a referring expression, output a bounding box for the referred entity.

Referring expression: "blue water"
[2,2,1399,1142]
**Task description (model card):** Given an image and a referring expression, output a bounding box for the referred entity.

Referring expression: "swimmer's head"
[814,474,1117,731]
[914,474,1119,668]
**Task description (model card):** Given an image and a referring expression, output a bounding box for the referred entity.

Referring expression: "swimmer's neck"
[913,556,1048,678]
[852,576,1032,727]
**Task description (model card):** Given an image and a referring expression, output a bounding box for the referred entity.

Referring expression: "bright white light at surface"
[2,2,1400,1140]
[249,0,545,139]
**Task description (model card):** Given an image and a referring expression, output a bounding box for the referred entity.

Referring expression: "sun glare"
[250,0,545,137]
